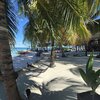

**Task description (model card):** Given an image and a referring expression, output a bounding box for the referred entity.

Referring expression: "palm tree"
[18,0,61,67]
[24,15,50,49]
[19,0,100,66]
[0,0,21,100]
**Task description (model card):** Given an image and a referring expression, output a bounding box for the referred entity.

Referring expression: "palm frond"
[5,0,18,46]
[19,0,100,47]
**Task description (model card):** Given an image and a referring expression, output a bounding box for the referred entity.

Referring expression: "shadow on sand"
[19,76,87,100]
[17,55,100,100]
[29,86,77,100]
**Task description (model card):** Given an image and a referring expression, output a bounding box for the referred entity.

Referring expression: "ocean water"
[11,48,30,57]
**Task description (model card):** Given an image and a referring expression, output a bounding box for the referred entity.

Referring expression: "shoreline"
[12,51,41,71]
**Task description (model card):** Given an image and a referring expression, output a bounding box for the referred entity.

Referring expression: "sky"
[11,0,29,48]
[15,16,29,48]
[95,16,100,20]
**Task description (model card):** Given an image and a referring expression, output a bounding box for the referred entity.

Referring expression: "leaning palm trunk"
[0,1,21,100]
[84,43,88,56]
[49,38,55,67]
[60,45,66,57]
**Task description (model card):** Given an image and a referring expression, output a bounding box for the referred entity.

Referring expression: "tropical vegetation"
[19,0,100,67]
[0,0,100,99]
[79,52,100,93]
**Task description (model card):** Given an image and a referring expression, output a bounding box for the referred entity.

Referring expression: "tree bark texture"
[49,38,55,67]
[0,0,21,100]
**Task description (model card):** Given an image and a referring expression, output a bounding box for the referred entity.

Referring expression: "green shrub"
[79,52,100,92]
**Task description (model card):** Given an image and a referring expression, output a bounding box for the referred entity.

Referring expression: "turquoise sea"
[11,48,30,57]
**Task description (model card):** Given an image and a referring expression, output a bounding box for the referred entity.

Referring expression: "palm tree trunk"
[0,1,21,100]
[49,38,55,67]
[85,43,88,56]
[75,45,78,52]
[60,45,66,57]
[30,41,33,50]
[0,31,21,100]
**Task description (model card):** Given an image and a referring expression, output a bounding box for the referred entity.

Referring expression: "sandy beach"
[12,51,41,71]
[0,52,100,100]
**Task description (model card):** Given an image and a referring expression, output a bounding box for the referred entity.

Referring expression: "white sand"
[12,51,41,71]
[15,53,100,100]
